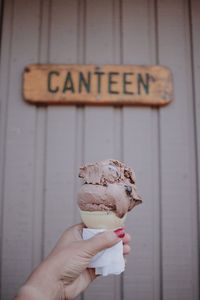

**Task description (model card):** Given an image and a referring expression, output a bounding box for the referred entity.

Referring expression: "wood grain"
[23,64,173,106]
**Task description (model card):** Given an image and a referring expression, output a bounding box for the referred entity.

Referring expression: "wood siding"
[0,0,199,299]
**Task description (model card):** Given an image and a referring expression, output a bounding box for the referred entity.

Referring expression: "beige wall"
[0,0,199,299]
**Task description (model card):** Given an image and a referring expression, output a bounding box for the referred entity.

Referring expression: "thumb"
[83,230,121,257]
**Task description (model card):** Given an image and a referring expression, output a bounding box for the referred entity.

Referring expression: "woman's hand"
[15,224,131,300]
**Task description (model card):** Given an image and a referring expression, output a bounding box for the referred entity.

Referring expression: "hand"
[15,223,131,300]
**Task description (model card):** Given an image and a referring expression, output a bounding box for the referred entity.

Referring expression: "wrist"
[15,285,48,300]
[15,261,64,300]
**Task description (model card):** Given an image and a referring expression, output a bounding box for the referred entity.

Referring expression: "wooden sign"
[23,64,173,106]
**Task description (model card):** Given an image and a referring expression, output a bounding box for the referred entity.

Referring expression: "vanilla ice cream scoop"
[77,159,142,228]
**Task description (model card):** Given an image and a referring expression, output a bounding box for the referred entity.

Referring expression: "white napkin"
[82,228,125,276]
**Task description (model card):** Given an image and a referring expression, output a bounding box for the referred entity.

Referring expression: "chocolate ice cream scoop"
[77,159,142,218]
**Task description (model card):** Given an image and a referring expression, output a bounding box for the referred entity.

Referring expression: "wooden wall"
[0,0,199,299]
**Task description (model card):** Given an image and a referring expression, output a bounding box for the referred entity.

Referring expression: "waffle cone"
[79,209,126,229]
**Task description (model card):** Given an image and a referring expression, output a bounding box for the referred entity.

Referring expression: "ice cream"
[77,159,142,229]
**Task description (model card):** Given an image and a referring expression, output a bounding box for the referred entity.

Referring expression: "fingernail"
[114,228,125,238]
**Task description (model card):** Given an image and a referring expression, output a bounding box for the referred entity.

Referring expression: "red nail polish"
[114,228,125,238]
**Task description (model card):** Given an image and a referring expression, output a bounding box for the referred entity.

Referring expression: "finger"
[59,223,84,242]
[65,223,85,237]
[123,244,131,255]
[83,230,121,257]
[122,232,131,245]
[70,223,85,239]
[51,223,85,253]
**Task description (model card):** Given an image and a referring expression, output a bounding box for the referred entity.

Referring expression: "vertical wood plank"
[43,0,78,257]
[0,0,14,297]
[73,0,85,227]
[32,0,50,270]
[83,0,121,299]
[190,0,200,284]
[43,2,83,298]
[0,0,40,299]
[122,1,160,300]
[157,0,199,299]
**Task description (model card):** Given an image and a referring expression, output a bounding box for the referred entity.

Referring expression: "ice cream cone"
[79,209,127,229]
[77,159,142,276]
